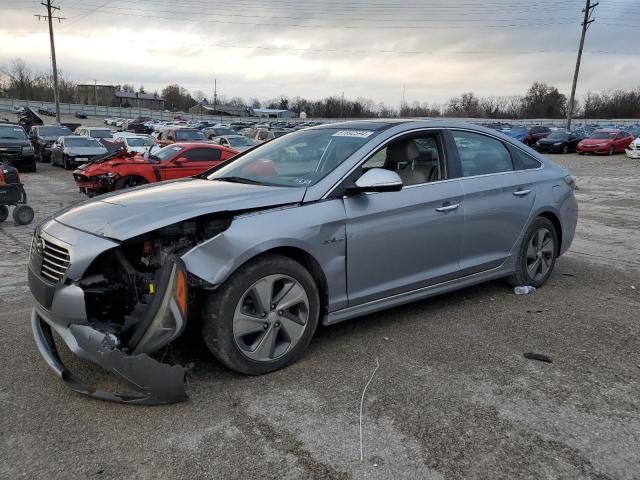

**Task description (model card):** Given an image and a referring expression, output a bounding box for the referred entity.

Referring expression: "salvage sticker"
[332,130,374,138]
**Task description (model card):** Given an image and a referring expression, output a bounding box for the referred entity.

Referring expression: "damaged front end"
[29,216,229,405]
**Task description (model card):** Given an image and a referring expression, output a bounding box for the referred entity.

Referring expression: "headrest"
[386,140,419,164]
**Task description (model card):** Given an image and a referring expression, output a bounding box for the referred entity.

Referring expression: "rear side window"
[509,146,542,170]
[451,131,514,177]
[183,148,221,161]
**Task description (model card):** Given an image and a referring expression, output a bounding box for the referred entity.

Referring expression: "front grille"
[0,146,22,155]
[31,233,71,282]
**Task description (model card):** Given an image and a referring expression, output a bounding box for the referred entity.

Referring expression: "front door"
[159,148,221,180]
[343,131,465,306]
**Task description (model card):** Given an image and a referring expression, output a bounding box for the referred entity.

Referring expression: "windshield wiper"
[214,176,267,185]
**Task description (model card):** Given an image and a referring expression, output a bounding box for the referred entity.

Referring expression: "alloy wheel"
[526,228,554,281]
[232,274,310,362]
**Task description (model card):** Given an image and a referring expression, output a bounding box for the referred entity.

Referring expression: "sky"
[0,0,638,107]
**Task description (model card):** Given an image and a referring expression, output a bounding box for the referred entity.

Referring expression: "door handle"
[513,189,531,197]
[436,203,460,212]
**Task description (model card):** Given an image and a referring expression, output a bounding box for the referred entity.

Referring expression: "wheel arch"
[536,210,563,256]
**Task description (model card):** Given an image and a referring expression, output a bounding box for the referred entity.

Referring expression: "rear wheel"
[114,176,148,190]
[506,217,558,288]
[0,205,8,223]
[12,204,34,225]
[202,254,320,375]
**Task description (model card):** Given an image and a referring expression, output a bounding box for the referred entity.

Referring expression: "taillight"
[564,174,577,191]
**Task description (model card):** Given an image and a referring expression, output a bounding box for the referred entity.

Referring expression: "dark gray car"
[28,120,578,404]
[50,135,108,170]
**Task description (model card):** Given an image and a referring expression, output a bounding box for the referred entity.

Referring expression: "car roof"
[314,120,407,131]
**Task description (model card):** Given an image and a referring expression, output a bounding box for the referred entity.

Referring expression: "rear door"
[449,130,537,275]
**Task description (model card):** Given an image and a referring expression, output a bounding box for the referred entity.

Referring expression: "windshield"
[153,145,184,162]
[175,130,205,141]
[208,127,378,187]
[589,131,616,139]
[509,128,527,134]
[547,131,569,140]
[0,126,27,139]
[65,137,103,147]
[126,137,156,146]
[228,137,255,147]
[39,126,71,137]
[90,129,112,138]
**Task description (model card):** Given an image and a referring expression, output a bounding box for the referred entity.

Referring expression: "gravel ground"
[1,152,639,480]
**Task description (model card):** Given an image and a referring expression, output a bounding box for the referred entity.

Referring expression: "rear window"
[90,129,112,138]
[509,146,542,170]
[451,131,514,177]
[175,130,205,141]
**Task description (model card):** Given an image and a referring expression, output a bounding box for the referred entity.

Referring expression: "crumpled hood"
[54,178,306,240]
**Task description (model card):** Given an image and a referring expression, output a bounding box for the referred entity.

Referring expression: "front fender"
[181,200,348,311]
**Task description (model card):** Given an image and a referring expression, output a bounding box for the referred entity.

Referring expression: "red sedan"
[73,142,238,196]
[576,129,634,155]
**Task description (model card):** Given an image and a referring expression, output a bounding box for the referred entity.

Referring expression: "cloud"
[0,0,638,105]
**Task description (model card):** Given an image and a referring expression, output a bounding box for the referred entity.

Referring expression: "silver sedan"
[28,120,578,404]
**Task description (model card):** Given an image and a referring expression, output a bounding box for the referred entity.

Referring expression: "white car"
[12,106,25,114]
[112,133,160,154]
[74,126,114,141]
[211,135,256,152]
[625,137,640,159]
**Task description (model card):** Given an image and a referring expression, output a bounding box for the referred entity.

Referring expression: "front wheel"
[562,144,569,154]
[114,176,148,190]
[12,204,34,225]
[608,146,615,156]
[202,254,320,375]
[506,217,558,288]
[0,205,8,223]
[62,155,72,170]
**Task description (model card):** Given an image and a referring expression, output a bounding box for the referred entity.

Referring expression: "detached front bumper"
[72,172,115,195]
[30,242,191,405]
[32,313,188,405]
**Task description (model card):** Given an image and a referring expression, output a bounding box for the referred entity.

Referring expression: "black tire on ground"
[202,254,320,375]
[562,144,569,154]
[506,216,558,288]
[578,152,584,155]
[12,204,34,225]
[114,176,148,190]
[62,155,72,170]
[0,205,8,222]
[608,146,615,156]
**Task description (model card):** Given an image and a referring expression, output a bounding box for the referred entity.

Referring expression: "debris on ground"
[514,286,536,295]
[359,357,380,462]
[523,352,553,363]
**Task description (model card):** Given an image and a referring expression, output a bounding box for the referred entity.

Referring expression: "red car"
[73,142,238,196]
[576,129,634,155]
[523,126,551,146]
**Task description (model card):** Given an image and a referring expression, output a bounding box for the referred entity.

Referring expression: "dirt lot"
[1,152,639,480]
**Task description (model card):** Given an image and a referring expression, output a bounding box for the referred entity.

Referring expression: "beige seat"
[385,140,427,186]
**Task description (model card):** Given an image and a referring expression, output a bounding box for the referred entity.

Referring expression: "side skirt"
[323,261,513,326]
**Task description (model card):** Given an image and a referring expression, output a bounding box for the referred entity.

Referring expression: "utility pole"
[566,0,597,130]
[213,78,218,111]
[35,1,65,124]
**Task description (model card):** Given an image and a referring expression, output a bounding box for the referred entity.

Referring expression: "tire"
[12,204,34,225]
[62,155,72,170]
[114,176,148,190]
[0,205,8,223]
[506,217,558,288]
[608,146,615,156]
[562,144,569,154]
[202,254,320,375]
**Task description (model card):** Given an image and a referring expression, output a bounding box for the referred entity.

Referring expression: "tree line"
[2,58,639,119]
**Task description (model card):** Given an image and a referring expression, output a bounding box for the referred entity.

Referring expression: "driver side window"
[360,132,443,186]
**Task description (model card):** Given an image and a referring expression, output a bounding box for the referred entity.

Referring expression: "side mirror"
[346,168,403,195]
[173,157,188,164]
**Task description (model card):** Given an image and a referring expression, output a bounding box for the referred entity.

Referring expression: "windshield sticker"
[13,128,23,132]
[332,130,374,138]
